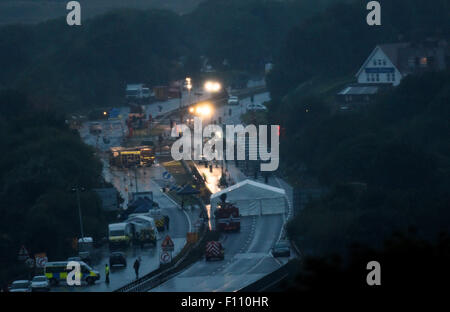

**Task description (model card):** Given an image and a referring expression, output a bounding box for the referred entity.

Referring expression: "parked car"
[109,252,127,267]
[247,103,267,111]
[271,241,291,257]
[67,256,82,262]
[9,280,31,292]
[227,96,239,105]
[31,275,50,292]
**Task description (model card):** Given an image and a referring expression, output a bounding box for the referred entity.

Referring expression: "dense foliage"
[0,91,107,284]
[267,0,450,99]
[264,0,450,257]
[0,0,339,112]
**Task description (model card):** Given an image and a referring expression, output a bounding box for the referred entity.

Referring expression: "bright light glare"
[204,81,221,92]
[195,104,212,117]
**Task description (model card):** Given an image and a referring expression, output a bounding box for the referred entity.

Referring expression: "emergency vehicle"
[44,261,100,286]
[214,201,240,232]
[109,146,155,168]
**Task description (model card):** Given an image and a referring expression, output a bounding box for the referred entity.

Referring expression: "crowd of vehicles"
[108,217,161,250]
[108,192,166,251]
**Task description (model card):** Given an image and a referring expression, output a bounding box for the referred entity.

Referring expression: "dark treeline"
[0,0,338,112]
[264,0,450,289]
[0,89,108,284]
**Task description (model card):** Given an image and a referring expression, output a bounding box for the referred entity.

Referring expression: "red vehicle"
[205,241,224,261]
[214,202,240,232]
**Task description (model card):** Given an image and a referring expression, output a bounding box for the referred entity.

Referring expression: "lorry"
[205,241,224,261]
[77,237,94,264]
[108,216,158,250]
[214,201,240,232]
[108,223,132,250]
[127,215,158,247]
[126,84,150,103]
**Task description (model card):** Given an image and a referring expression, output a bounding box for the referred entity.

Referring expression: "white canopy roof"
[210,179,287,217]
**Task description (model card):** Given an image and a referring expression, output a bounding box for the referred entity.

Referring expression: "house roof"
[211,179,285,200]
[338,85,380,96]
[356,41,447,77]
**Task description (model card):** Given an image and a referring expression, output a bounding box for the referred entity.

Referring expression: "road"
[63,82,284,292]
[151,91,294,292]
[58,93,205,292]
[52,159,192,292]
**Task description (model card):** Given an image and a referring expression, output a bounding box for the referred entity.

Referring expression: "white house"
[356,41,447,87]
[337,40,447,111]
[355,43,408,86]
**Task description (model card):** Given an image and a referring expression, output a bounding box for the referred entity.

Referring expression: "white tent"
[210,179,287,217]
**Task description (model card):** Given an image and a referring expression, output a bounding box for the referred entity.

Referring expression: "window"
[373,60,377,66]
[383,60,386,66]
[420,57,428,67]
[376,74,379,81]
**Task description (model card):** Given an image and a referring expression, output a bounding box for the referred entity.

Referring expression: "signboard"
[25,257,35,269]
[160,251,172,265]
[162,171,172,180]
[35,253,48,268]
[17,245,29,261]
[161,235,174,251]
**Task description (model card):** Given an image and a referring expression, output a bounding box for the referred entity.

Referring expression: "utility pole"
[73,186,85,239]
[134,166,139,193]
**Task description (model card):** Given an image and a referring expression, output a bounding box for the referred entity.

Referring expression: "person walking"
[164,215,170,231]
[105,264,110,284]
[133,258,140,280]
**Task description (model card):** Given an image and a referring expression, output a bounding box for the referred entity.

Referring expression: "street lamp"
[72,186,86,239]
[186,77,193,108]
